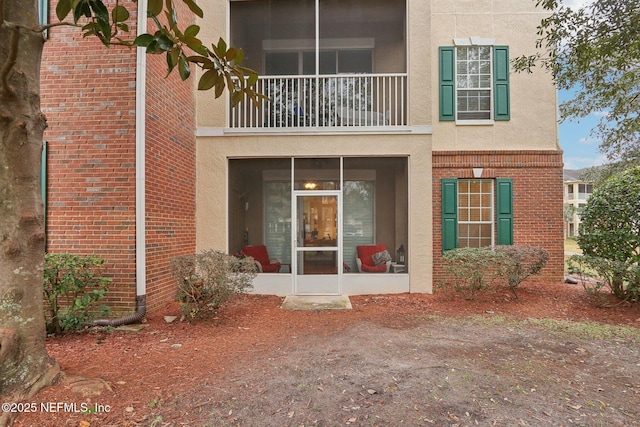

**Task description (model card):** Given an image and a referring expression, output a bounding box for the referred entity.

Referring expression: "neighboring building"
[41,0,564,315]
[563,169,594,238]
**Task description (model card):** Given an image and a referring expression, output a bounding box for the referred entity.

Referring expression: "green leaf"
[231,90,243,106]
[89,0,109,24]
[56,0,73,20]
[134,33,155,47]
[179,55,191,80]
[156,33,174,52]
[198,69,219,91]
[98,21,112,43]
[165,0,178,28]
[226,47,236,62]
[183,36,202,51]
[186,55,211,65]
[112,5,130,23]
[147,0,163,17]
[182,0,203,18]
[167,48,179,73]
[73,1,91,23]
[246,72,258,87]
[215,78,226,98]
[191,43,209,57]
[184,24,200,38]
[235,48,245,65]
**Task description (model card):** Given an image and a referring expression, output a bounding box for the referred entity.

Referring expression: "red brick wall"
[144,15,197,313]
[42,2,196,314]
[432,150,565,286]
[42,11,139,314]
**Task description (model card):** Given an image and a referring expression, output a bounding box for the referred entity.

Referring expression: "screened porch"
[229,0,407,130]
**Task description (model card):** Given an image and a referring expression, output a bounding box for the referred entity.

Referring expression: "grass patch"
[432,315,640,342]
[564,238,582,254]
[527,318,640,341]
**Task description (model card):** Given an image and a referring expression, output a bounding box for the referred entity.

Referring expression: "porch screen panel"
[264,182,292,269]
[230,0,315,75]
[343,181,375,272]
[319,0,406,74]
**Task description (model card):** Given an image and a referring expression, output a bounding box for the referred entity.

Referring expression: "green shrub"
[567,255,639,304]
[577,166,640,301]
[43,253,112,334]
[441,246,549,299]
[441,247,506,299]
[494,245,548,298]
[171,250,257,322]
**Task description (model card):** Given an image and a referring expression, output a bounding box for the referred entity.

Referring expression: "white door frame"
[292,189,342,295]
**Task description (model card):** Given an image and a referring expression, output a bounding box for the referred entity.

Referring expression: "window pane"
[265,52,299,75]
[319,51,337,75]
[457,179,494,248]
[456,46,492,121]
[338,50,373,74]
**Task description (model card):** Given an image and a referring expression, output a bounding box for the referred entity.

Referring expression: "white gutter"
[92,2,148,326]
[135,0,147,299]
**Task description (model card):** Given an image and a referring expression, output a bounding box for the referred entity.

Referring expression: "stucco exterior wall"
[430,0,558,152]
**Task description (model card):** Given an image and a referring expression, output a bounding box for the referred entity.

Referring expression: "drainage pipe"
[92,1,148,326]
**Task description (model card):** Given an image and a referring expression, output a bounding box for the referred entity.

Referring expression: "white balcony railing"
[230,74,407,130]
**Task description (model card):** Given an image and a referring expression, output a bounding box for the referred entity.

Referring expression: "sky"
[557,90,608,170]
[556,0,606,170]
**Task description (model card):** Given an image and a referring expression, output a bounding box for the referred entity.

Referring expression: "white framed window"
[439,39,510,123]
[458,179,494,248]
[456,46,492,121]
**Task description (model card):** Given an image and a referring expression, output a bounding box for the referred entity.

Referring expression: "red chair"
[356,244,391,273]
[242,245,281,273]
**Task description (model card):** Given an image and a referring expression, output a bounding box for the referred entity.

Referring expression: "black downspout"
[92,295,146,327]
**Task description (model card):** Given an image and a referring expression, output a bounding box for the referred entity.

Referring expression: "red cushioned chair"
[356,244,391,273]
[242,245,281,273]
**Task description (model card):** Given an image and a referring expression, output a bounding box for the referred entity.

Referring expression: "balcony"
[230,74,407,131]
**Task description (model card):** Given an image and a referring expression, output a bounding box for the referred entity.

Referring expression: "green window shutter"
[40,141,47,235]
[441,178,458,252]
[38,0,48,25]
[39,0,48,37]
[496,178,513,245]
[493,46,510,120]
[439,47,455,121]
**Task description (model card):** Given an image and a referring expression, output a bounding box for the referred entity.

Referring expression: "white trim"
[455,120,494,126]
[196,125,432,137]
[454,36,495,46]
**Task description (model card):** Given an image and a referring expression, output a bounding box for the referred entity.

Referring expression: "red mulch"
[13,280,640,427]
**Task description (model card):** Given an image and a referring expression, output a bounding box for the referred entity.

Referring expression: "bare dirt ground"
[11,281,640,427]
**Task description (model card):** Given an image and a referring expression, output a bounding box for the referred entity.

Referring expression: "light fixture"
[397,244,406,265]
[304,181,317,190]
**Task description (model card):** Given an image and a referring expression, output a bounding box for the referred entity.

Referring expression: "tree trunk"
[0,1,61,425]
